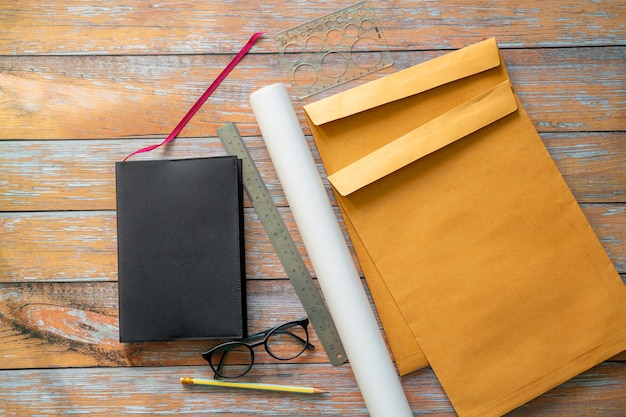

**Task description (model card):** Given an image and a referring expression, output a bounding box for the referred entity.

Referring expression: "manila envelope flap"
[304,38,626,417]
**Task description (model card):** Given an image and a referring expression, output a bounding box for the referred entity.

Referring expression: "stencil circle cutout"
[327,29,343,45]
[322,52,348,78]
[360,19,374,31]
[345,23,359,37]
[293,64,318,88]
[305,36,323,52]
[351,37,383,69]
[283,42,303,63]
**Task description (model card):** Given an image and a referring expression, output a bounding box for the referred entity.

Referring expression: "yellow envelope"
[304,38,626,417]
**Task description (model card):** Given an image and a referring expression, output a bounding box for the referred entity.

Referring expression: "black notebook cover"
[115,156,246,342]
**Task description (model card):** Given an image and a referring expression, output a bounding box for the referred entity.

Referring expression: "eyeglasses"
[201,317,314,378]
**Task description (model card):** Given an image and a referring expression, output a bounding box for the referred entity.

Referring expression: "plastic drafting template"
[275,2,393,99]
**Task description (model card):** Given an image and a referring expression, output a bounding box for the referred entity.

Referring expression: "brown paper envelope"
[305,38,516,374]
[304,38,626,417]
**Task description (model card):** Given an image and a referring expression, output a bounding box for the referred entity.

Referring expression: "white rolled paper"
[250,83,413,417]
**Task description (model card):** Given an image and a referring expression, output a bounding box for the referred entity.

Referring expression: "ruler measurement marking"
[218,122,347,366]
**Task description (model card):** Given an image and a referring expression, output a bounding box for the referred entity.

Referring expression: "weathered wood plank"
[0,47,623,140]
[1,204,624,283]
[1,131,624,213]
[505,47,626,132]
[0,208,317,282]
[0,362,624,416]
[0,280,328,369]
[2,0,624,55]
[0,138,233,211]
[543,133,626,202]
[4,277,622,370]
[582,205,626,274]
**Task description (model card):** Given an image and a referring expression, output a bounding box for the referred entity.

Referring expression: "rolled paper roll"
[250,83,413,417]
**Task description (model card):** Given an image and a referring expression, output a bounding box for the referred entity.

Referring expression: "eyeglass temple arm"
[241,318,310,341]
[241,323,302,342]
[213,350,229,378]
[240,329,313,349]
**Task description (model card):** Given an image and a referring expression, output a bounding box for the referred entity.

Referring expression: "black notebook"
[115,156,246,342]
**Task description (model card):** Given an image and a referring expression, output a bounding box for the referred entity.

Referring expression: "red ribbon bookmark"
[124,32,264,161]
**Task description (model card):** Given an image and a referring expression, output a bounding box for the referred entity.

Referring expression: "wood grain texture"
[2,0,625,55]
[1,204,624,283]
[1,0,625,415]
[0,208,319,282]
[3,277,626,370]
[1,47,624,140]
[1,131,624,212]
[0,280,326,369]
[0,363,624,416]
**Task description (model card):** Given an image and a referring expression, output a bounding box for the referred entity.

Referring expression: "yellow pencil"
[180,377,325,394]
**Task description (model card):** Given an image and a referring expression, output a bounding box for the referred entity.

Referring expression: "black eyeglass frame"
[201,317,314,378]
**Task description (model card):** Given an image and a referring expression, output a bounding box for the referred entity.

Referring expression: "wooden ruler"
[217,122,347,366]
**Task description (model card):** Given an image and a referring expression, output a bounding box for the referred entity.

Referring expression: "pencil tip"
[180,377,192,385]
[312,388,326,394]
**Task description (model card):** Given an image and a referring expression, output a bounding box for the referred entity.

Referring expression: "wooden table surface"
[1,1,625,415]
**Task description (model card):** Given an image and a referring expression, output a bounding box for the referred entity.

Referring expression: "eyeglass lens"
[266,321,308,360]
[209,343,253,378]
